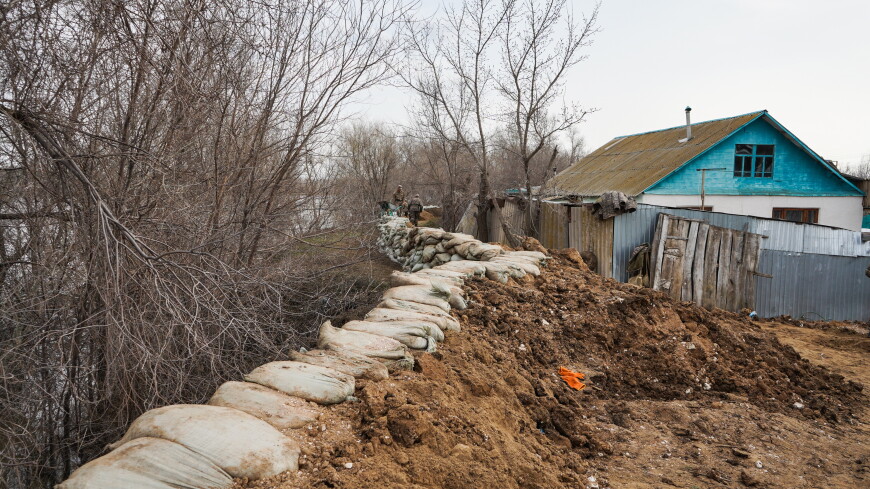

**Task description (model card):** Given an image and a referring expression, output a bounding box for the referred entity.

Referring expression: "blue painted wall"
[645,117,862,196]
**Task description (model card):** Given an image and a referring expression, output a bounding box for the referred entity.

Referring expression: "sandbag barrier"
[58,216,547,489]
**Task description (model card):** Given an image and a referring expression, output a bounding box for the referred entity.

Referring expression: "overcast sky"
[360,0,870,170]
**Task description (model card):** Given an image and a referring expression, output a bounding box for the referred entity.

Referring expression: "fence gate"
[650,213,762,312]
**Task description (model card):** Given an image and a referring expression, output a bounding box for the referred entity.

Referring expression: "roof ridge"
[615,110,767,139]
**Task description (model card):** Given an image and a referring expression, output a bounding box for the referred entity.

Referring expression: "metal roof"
[543,111,765,197]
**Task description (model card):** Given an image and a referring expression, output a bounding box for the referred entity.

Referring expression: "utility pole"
[696,168,726,210]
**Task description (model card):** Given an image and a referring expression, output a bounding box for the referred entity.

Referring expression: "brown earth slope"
[239,250,869,489]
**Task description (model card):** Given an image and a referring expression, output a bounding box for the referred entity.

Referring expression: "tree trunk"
[476,166,490,242]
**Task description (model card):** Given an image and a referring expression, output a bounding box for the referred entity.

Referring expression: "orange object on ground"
[558,366,586,390]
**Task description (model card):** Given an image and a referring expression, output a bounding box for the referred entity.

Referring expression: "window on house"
[772,208,818,224]
[734,144,774,178]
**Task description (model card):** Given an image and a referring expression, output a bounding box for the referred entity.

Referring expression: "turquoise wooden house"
[544,109,865,231]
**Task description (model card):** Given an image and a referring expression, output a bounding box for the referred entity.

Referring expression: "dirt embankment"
[239,250,869,489]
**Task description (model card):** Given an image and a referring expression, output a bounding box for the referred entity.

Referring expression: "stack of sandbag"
[377,216,505,271]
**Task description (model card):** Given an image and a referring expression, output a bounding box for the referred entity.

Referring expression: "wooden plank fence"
[650,214,762,312]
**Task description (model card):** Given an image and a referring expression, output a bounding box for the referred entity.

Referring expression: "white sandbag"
[500,251,547,263]
[390,270,436,288]
[244,361,354,405]
[435,252,452,263]
[382,285,451,313]
[415,269,465,285]
[484,260,527,279]
[453,241,476,258]
[366,306,461,332]
[389,271,465,297]
[207,381,320,430]
[378,298,453,318]
[110,405,299,480]
[318,321,413,364]
[507,250,548,261]
[448,293,468,310]
[480,262,512,282]
[342,320,438,351]
[289,349,389,381]
[421,245,437,263]
[434,260,487,276]
[345,318,444,343]
[443,233,476,249]
[467,242,503,261]
[491,256,542,276]
[59,437,231,489]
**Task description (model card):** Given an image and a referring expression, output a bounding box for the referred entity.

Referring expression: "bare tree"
[336,122,404,218]
[847,154,870,179]
[404,0,518,242]
[498,0,598,231]
[0,0,410,486]
[404,0,596,242]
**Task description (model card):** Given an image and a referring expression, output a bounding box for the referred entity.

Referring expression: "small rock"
[519,343,527,352]
[731,448,751,459]
[343,462,354,469]
[395,451,409,465]
[541,319,550,326]
[793,402,804,409]
[755,460,764,469]
[450,443,474,460]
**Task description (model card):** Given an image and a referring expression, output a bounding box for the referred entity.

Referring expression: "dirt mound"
[239,250,868,489]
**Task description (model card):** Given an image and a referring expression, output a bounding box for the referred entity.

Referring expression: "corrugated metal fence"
[603,204,869,321]
[539,202,568,249]
[489,199,530,244]
[568,206,614,277]
[755,250,870,321]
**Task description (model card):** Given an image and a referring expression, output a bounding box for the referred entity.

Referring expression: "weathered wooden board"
[681,221,700,302]
[692,223,709,306]
[650,213,763,312]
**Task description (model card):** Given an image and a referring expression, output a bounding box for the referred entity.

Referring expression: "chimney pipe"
[685,106,693,140]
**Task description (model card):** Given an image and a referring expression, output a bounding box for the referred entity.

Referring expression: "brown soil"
[238,250,869,489]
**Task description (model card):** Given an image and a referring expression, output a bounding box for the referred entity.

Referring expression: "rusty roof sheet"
[543,111,765,197]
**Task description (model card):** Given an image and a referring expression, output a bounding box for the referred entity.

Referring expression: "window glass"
[756,145,774,156]
[772,208,819,224]
[733,144,774,178]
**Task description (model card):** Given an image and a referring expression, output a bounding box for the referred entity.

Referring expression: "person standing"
[391,185,406,216]
[408,194,423,226]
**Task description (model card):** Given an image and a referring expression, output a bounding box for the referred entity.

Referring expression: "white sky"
[359,0,870,170]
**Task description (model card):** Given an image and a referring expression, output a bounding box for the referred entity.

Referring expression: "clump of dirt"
[240,249,868,489]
